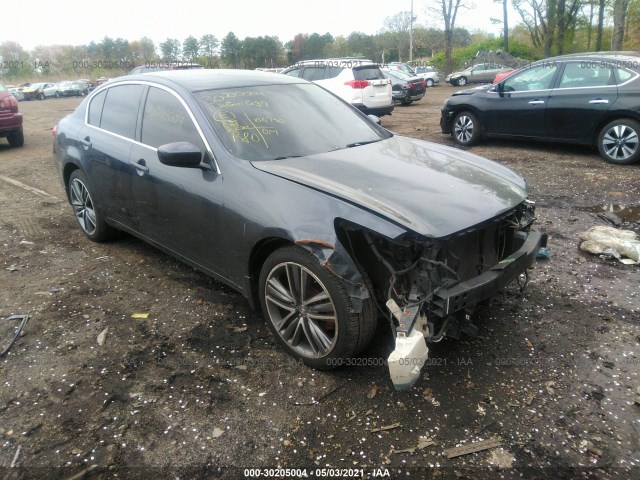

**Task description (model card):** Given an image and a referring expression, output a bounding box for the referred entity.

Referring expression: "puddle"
[576,204,640,223]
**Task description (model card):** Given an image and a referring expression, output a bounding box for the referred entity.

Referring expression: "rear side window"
[354,67,385,81]
[88,89,107,126]
[141,87,205,152]
[325,66,343,79]
[301,67,326,81]
[615,68,634,83]
[99,85,144,139]
[559,62,613,88]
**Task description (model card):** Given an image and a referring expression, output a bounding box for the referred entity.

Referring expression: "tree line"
[0,0,637,81]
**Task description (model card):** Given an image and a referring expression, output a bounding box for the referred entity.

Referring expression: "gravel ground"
[0,85,639,479]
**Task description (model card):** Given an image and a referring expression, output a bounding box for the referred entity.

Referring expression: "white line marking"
[0,174,60,201]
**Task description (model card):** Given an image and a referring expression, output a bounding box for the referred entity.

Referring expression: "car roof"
[540,52,640,66]
[125,69,308,92]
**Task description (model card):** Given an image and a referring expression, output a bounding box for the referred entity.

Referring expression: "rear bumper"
[431,230,546,317]
[356,103,395,117]
[0,113,23,134]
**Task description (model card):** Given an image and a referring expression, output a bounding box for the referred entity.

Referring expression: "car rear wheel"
[68,170,116,242]
[597,119,640,165]
[259,245,376,369]
[456,77,467,86]
[7,128,24,148]
[426,79,434,87]
[452,111,481,146]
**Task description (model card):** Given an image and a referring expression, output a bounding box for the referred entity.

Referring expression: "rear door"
[80,84,144,228]
[544,61,617,142]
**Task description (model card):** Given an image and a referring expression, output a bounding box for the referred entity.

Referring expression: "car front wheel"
[456,77,467,86]
[597,119,640,165]
[452,111,481,146]
[259,245,376,369]
[68,170,116,242]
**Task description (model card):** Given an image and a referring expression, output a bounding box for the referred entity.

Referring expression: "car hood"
[451,84,490,96]
[252,136,528,238]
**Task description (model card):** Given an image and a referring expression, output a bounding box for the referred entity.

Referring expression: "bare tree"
[427,0,468,73]
[595,0,606,50]
[491,0,509,51]
[611,0,631,49]
[382,11,413,62]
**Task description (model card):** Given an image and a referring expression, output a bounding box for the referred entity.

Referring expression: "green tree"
[221,32,241,68]
[183,35,200,62]
[160,38,180,62]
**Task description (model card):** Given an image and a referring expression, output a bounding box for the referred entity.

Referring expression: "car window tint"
[141,87,205,153]
[196,84,390,161]
[503,64,558,92]
[559,62,613,88]
[615,68,633,83]
[100,85,143,138]
[354,67,385,80]
[88,89,107,126]
[325,66,343,79]
[301,67,326,81]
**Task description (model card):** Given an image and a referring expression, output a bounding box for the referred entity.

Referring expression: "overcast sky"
[4,0,517,50]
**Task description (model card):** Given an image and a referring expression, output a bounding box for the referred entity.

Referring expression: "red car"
[0,82,24,147]
[493,69,515,84]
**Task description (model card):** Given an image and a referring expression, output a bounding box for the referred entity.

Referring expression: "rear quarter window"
[88,89,107,126]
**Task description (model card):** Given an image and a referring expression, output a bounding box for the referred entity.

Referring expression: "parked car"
[440,53,640,165]
[414,66,440,87]
[493,69,515,84]
[446,63,513,86]
[385,62,417,75]
[22,82,59,100]
[58,80,91,97]
[128,63,203,75]
[382,69,426,105]
[0,82,24,147]
[9,87,24,101]
[281,58,394,117]
[53,69,544,389]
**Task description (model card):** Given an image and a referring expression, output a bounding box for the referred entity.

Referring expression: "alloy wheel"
[70,178,97,235]
[602,124,639,162]
[454,115,475,143]
[264,262,338,358]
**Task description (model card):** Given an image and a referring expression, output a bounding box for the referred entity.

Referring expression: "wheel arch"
[593,114,640,147]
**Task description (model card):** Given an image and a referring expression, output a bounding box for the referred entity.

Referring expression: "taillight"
[344,80,370,89]
[0,95,18,112]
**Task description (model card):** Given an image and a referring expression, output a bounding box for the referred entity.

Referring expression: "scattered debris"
[10,445,21,468]
[367,385,378,399]
[536,247,550,259]
[97,327,109,346]
[635,387,640,406]
[370,423,400,433]
[488,447,515,468]
[212,427,224,438]
[1,314,30,357]
[578,226,640,264]
[131,313,150,319]
[19,240,34,245]
[5,265,18,272]
[444,437,502,459]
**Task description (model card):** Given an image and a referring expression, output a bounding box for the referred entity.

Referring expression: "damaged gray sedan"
[53,70,545,389]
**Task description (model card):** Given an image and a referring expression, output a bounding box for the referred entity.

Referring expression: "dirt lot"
[0,86,639,479]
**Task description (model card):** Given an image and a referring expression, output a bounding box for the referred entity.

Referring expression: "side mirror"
[157,142,202,167]
[368,114,381,125]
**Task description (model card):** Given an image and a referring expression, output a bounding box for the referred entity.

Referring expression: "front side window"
[196,83,391,161]
[99,85,144,139]
[141,87,205,153]
[503,63,558,92]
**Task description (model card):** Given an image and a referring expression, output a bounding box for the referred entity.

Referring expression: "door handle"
[588,99,609,104]
[528,100,545,105]
[130,160,149,173]
[79,137,91,149]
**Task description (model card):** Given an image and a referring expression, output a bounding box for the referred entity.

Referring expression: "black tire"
[55,91,60,98]
[452,111,481,146]
[597,119,640,165]
[401,100,413,106]
[426,78,434,87]
[7,128,24,148]
[456,76,468,86]
[259,245,376,369]
[67,170,116,242]
[37,92,44,100]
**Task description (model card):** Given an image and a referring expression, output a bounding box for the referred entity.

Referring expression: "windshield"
[195,84,391,161]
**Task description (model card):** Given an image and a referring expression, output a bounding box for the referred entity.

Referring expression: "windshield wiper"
[272,155,302,160]
[345,139,381,148]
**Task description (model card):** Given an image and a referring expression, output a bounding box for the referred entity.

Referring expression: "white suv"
[281,58,394,117]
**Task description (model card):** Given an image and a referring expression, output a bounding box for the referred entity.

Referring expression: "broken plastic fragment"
[131,313,149,319]
[388,329,429,391]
